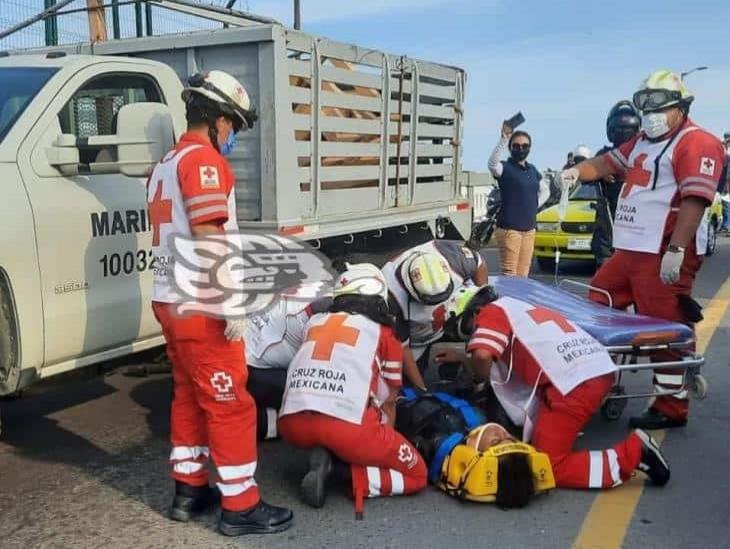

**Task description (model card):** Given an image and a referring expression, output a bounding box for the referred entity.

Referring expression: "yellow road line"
[573,277,730,549]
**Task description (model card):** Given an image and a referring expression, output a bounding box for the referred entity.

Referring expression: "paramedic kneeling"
[559,70,725,430]
[278,264,427,516]
[465,296,670,489]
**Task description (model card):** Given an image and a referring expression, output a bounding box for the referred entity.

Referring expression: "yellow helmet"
[333,262,388,302]
[633,70,694,113]
[445,285,499,340]
[400,251,453,305]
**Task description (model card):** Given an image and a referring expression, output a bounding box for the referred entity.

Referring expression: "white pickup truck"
[0,21,473,401]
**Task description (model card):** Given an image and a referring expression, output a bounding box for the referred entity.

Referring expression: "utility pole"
[681,66,708,79]
[85,0,108,42]
[44,0,58,45]
[294,0,301,29]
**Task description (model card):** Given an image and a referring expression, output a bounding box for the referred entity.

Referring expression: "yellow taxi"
[535,185,725,270]
[534,183,599,271]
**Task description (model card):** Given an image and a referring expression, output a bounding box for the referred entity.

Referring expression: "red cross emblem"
[431,304,446,332]
[203,166,216,179]
[703,158,714,170]
[306,314,360,361]
[527,306,575,333]
[149,182,172,246]
[210,371,233,394]
[621,153,652,198]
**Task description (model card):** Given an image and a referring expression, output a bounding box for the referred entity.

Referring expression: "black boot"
[300,447,333,508]
[629,408,687,430]
[219,500,293,536]
[170,482,219,522]
[635,429,671,486]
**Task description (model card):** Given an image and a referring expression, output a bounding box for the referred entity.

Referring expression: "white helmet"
[633,70,694,113]
[399,251,453,305]
[333,263,388,302]
[182,70,257,130]
[572,145,592,161]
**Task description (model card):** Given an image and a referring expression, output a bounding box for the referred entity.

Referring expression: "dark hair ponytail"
[328,294,394,327]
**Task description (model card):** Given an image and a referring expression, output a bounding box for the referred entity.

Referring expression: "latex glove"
[224,318,246,341]
[559,167,580,189]
[660,248,684,284]
[557,168,579,220]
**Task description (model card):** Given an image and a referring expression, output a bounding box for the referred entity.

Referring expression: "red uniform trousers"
[589,249,702,420]
[278,406,427,512]
[153,302,260,511]
[531,374,643,489]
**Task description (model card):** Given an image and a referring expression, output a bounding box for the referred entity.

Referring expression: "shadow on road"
[0,374,176,519]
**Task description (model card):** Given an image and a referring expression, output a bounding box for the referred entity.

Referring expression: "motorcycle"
[466,186,501,251]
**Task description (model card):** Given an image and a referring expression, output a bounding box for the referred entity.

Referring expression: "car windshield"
[0,67,58,143]
[571,182,600,200]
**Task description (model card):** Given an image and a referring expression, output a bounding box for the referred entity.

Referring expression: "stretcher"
[488,276,706,420]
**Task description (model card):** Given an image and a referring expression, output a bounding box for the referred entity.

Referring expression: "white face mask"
[642,112,671,139]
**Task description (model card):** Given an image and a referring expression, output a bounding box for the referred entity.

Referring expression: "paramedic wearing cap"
[381,241,486,390]
[488,123,550,277]
[148,70,293,536]
[559,70,725,430]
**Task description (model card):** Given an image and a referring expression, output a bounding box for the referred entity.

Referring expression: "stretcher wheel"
[601,385,627,421]
[601,395,627,421]
[689,374,708,400]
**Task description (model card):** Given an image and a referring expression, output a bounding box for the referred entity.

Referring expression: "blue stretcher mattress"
[489,276,694,348]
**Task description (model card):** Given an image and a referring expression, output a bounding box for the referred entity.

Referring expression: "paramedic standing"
[488,123,549,276]
[560,70,725,430]
[147,70,293,536]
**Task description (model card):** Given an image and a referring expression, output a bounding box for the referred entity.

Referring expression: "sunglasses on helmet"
[632,89,683,112]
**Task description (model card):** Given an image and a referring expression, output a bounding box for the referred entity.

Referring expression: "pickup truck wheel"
[0,275,20,397]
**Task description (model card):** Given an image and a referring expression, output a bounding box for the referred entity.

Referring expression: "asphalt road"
[1,240,729,549]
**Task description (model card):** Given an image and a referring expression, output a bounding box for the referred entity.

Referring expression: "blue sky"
[258,0,729,171]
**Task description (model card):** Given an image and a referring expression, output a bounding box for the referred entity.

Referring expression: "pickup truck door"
[17,64,167,366]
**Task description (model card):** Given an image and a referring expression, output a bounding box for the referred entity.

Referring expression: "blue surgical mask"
[220,130,237,156]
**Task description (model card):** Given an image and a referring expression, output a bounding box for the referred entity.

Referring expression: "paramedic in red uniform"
[459,291,671,490]
[559,70,725,429]
[147,70,293,536]
[278,264,427,516]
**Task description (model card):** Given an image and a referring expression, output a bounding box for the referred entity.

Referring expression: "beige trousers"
[495,228,535,277]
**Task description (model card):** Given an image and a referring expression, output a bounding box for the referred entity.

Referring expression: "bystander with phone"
[487,115,549,276]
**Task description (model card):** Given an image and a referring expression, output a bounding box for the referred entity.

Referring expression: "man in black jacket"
[590,101,641,266]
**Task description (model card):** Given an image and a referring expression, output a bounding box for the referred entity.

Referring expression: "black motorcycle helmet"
[606,100,640,147]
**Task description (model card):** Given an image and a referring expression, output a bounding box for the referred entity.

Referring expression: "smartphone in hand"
[505,112,526,130]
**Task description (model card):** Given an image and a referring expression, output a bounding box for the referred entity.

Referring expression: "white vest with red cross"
[613,127,709,255]
[491,297,617,396]
[147,145,238,303]
[279,312,381,425]
[381,261,449,357]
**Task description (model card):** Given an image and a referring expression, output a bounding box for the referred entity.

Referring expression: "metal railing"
[0,0,234,49]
